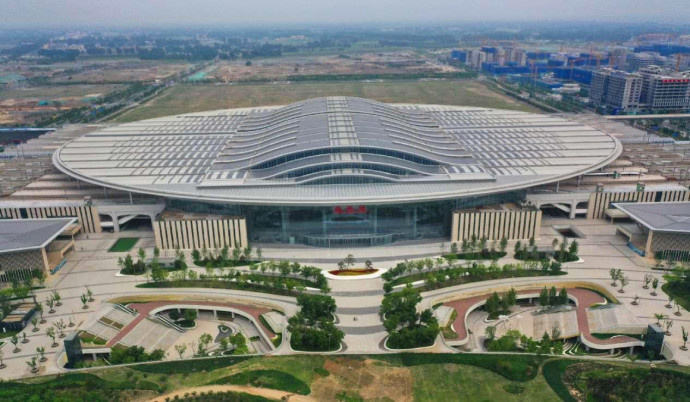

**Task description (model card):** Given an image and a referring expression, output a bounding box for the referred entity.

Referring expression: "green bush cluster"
[109,345,165,365]
[484,288,517,319]
[381,257,564,293]
[288,294,344,352]
[209,369,310,395]
[0,372,160,401]
[381,285,439,349]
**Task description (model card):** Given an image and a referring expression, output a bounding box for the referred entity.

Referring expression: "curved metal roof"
[54,97,621,206]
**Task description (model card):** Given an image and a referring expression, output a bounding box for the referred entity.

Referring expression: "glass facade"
[165,190,525,247]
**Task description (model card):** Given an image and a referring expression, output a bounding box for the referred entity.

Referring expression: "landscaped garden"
[136,260,330,296]
[382,258,565,293]
[5,354,690,401]
[381,285,440,349]
[287,294,344,352]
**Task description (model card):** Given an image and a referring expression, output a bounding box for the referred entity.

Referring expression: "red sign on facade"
[333,205,367,215]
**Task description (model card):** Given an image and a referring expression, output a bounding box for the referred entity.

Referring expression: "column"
[280,208,288,243]
[112,215,120,232]
[569,202,577,219]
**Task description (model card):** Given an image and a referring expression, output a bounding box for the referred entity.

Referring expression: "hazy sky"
[1,0,689,27]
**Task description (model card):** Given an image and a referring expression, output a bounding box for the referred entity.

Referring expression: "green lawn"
[111,80,540,122]
[108,237,139,252]
[411,363,559,401]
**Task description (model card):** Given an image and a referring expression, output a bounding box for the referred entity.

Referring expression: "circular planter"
[49,309,55,314]
[666,304,672,308]
[56,302,62,307]
[0,363,6,369]
[82,305,89,310]
[13,348,20,353]
[59,333,66,338]
[674,312,682,316]
[21,338,29,344]
[681,346,688,351]
[618,289,625,293]
[40,357,47,362]
[51,342,58,348]
[651,292,657,296]
[40,319,46,324]
[89,298,95,302]
[32,327,39,332]
[631,301,638,305]
[31,368,39,374]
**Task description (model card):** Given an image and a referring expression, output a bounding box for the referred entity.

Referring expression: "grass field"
[111,80,540,122]
[12,354,690,401]
[108,237,140,252]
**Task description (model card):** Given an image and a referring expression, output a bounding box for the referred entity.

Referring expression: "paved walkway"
[444,287,640,349]
[108,300,275,348]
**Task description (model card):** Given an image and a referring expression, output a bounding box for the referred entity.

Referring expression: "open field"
[9,354,690,401]
[195,52,460,82]
[112,80,540,122]
[0,84,121,100]
[0,84,123,125]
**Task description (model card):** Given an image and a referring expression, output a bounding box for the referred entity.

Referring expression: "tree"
[681,326,688,351]
[506,287,518,307]
[51,290,62,306]
[548,286,558,306]
[10,334,20,353]
[26,355,38,373]
[0,349,5,369]
[551,238,559,250]
[609,268,621,286]
[174,343,187,359]
[86,286,94,302]
[184,309,198,323]
[450,242,458,255]
[256,247,263,260]
[36,346,46,362]
[137,247,147,265]
[654,313,666,326]
[191,248,201,262]
[568,240,579,258]
[651,277,660,296]
[499,237,508,253]
[485,325,496,341]
[619,276,629,293]
[197,333,213,356]
[539,287,549,307]
[344,254,355,270]
[664,318,674,335]
[80,294,89,309]
[46,327,57,347]
[31,317,39,332]
[558,288,569,305]
[364,260,373,270]
[35,302,45,324]
[217,336,228,352]
[152,266,169,283]
[242,245,253,261]
[643,273,653,289]
[632,295,640,305]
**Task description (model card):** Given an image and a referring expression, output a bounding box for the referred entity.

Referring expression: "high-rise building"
[627,53,656,72]
[639,66,690,110]
[590,68,643,111]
